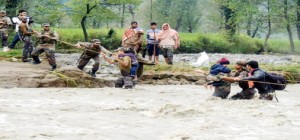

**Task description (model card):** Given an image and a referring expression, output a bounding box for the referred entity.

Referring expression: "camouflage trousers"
[31,47,56,66]
[213,85,231,99]
[0,31,8,47]
[230,88,256,100]
[77,55,100,72]
[22,36,33,59]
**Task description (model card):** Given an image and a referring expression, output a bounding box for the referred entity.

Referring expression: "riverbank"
[1,85,299,139]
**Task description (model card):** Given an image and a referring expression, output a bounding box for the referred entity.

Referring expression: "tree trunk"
[246,14,253,36]
[296,0,300,40]
[81,15,88,42]
[150,0,153,22]
[222,5,236,35]
[5,0,18,17]
[284,0,295,53]
[263,1,271,53]
[175,17,182,31]
[121,4,125,28]
[251,23,260,38]
[81,4,97,42]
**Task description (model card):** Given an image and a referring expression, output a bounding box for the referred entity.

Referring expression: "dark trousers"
[230,88,256,100]
[77,55,100,72]
[9,33,20,49]
[147,44,160,56]
[32,47,56,66]
[0,31,8,47]
[22,36,33,59]
[130,64,139,77]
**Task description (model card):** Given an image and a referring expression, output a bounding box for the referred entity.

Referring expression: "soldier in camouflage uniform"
[31,23,58,70]
[76,39,111,77]
[221,61,256,100]
[0,10,12,50]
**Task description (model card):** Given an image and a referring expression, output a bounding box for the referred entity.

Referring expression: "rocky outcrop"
[0,61,116,88]
[39,66,116,88]
[140,72,207,85]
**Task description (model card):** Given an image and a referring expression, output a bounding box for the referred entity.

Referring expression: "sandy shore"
[1,85,300,140]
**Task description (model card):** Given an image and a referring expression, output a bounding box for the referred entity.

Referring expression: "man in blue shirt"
[146,22,160,64]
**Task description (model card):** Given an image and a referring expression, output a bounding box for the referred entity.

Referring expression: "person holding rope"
[76,39,111,77]
[31,23,57,70]
[146,22,160,64]
[19,17,38,62]
[0,10,12,51]
[221,61,256,100]
[102,47,134,89]
[234,61,275,101]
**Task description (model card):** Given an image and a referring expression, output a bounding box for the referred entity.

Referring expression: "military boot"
[90,70,97,78]
[51,65,57,71]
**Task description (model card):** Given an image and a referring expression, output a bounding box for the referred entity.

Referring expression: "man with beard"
[221,61,256,100]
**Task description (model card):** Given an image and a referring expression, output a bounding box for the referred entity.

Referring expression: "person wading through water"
[31,23,58,70]
[234,61,275,100]
[158,23,180,65]
[102,47,134,89]
[221,61,256,100]
[206,58,232,99]
[76,39,111,77]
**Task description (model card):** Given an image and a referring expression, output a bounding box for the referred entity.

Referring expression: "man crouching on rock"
[102,47,133,89]
[76,39,111,77]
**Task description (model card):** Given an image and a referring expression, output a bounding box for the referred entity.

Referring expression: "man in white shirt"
[4,9,28,52]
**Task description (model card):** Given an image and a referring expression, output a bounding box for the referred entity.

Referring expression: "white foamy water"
[0,85,300,140]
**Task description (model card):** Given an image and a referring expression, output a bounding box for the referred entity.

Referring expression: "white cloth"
[191,52,209,67]
[12,17,29,32]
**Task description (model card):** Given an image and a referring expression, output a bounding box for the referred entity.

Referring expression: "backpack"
[265,72,287,90]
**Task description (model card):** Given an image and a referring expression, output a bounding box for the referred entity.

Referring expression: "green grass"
[0,49,23,58]
[268,39,300,54]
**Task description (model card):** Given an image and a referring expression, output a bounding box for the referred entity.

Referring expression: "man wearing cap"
[234,61,275,100]
[31,23,57,70]
[206,58,232,99]
[0,10,12,51]
[76,39,111,77]
[19,16,38,62]
[221,61,256,100]
[102,47,134,89]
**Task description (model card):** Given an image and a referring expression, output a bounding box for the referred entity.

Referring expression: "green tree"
[31,0,65,26]
[152,0,202,32]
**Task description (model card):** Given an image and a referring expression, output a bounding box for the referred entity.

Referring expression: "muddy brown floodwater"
[0,85,300,140]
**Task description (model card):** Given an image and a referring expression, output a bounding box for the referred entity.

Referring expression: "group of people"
[204,58,275,101]
[1,9,281,94]
[0,9,58,70]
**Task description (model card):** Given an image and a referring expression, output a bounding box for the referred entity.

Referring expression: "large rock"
[39,66,116,88]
